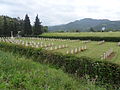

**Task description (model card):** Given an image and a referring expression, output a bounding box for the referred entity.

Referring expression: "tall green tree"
[42,26,48,32]
[33,15,42,35]
[23,14,32,36]
[90,27,95,32]
[19,19,24,36]
[0,17,3,36]
[3,16,9,36]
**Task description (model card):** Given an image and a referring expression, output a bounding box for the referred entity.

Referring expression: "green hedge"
[0,42,120,88]
[37,36,120,42]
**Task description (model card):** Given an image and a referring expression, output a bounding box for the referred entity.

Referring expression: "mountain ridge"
[48,18,120,32]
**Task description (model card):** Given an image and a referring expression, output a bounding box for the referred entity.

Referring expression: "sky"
[0,0,120,26]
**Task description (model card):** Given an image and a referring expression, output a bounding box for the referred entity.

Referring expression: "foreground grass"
[0,51,105,90]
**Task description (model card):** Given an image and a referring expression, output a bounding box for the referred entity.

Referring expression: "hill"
[48,18,120,32]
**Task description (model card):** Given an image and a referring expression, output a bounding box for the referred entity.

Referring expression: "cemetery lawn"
[18,38,120,64]
[41,32,120,38]
[0,50,106,90]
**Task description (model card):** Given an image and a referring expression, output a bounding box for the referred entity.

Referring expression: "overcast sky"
[0,0,120,26]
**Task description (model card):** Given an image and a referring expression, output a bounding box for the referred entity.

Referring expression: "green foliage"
[42,26,48,32]
[90,27,95,32]
[0,51,83,89]
[0,16,24,37]
[33,15,42,35]
[0,50,106,89]
[0,42,120,89]
[3,16,9,36]
[23,14,32,36]
[0,15,48,37]
[40,36,120,42]
[41,32,120,42]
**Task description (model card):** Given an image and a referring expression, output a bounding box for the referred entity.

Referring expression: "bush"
[0,51,89,90]
[38,36,120,42]
[0,42,120,88]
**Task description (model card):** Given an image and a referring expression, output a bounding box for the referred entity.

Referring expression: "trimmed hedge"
[0,42,120,88]
[37,36,120,42]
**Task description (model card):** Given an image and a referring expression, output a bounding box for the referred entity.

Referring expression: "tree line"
[0,14,48,37]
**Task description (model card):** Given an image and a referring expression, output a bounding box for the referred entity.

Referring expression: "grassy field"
[18,38,120,64]
[41,32,120,37]
[0,50,106,90]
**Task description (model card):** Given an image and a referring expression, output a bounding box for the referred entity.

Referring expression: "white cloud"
[0,0,120,25]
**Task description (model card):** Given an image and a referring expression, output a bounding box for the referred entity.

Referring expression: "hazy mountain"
[48,18,120,32]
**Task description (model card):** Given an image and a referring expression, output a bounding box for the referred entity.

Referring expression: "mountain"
[48,18,120,32]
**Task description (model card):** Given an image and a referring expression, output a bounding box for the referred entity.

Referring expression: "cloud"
[0,0,120,25]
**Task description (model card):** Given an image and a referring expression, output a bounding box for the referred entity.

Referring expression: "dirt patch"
[107,52,116,60]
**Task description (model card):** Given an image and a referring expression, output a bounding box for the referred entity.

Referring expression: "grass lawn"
[18,38,120,64]
[41,32,120,37]
[0,50,106,90]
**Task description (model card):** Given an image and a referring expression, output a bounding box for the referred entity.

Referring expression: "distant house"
[102,27,106,32]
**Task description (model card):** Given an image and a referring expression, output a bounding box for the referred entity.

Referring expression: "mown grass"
[0,50,106,90]
[18,38,120,64]
[41,32,120,37]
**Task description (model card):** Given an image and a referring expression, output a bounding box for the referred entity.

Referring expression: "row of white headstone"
[69,40,80,42]
[19,37,82,43]
[98,40,105,45]
[21,37,70,42]
[66,45,87,54]
[82,40,91,43]
[0,37,70,50]
[25,42,54,48]
[1,37,94,44]
[101,48,113,60]
[45,44,68,51]
[118,42,120,46]
[0,38,54,48]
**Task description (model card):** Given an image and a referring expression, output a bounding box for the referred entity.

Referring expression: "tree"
[18,19,24,36]
[0,17,3,36]
[33,15,42,35]
[23,14,32,36]
[90,27,95,32]
[75,30,80,32]
[0,15,25,36]
[43,26,48,32]
[3,16,9,36]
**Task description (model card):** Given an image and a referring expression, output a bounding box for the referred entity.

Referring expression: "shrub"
[38,36,120,42]
[0,42,120,88]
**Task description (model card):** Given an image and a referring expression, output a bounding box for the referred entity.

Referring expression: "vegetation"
[33,14,42,35]
[41,32,120,38]
[0,14,120,89]
[41,32,120,42]
[0,42,120,89]
[0,16,24,36]
[89,27,95,32]
[0,50,106,90]
[18,38,120,64]
[0,15,48,37]
[23,14,32,35]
